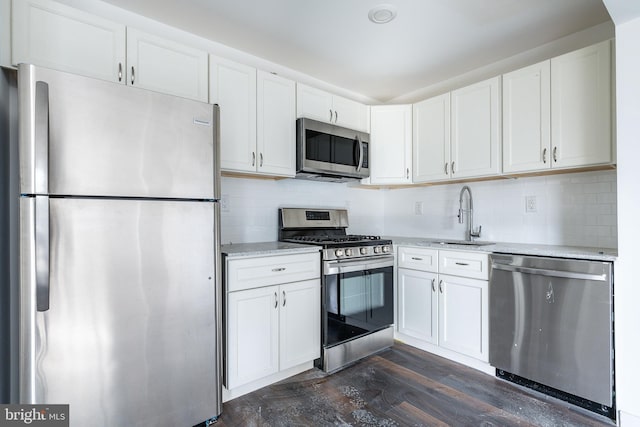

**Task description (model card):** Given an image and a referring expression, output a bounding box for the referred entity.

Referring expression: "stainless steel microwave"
[296,118,370,182]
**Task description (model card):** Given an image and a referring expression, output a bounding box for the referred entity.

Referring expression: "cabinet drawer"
[226,252,320,292]
[397,246,438,272]
[438,250,489,280]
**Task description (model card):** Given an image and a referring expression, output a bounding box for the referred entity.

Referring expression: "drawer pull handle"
[272,267,286,272]
[431,278,436,292]
[282,290,286,307]
[274,292,278,309]
[439,280,443,293]
[411,257,423,261]
[455,262,469,266]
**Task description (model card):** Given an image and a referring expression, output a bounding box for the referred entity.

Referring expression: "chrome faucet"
[458,185,482,241]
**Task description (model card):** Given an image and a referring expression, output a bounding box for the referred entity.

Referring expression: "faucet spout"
[458,185,481,241]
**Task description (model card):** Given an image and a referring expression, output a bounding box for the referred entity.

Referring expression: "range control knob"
[335,249,344,257]
[373,246,382,254]
[382,245,391,253]
[345,248,354,257]
[360,247,368,255]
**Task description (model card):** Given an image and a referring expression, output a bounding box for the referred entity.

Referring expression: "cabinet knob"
[438,280,444,293]
[335,110,338,123]
[131,66,135,85]
[542,148,547,164]
[445,162,449,175]
[282,290,286,307]
[260,153,264,167]
[274,292,278,309]
[118,63,122,82]
[329,109,333,122]
[553,146,558,162]
[451,161,455,174]
[431,278,436,292]
[406,168,409,179]
[251,152,256,167]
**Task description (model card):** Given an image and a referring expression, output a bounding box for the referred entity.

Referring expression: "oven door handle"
[324,256,394,275]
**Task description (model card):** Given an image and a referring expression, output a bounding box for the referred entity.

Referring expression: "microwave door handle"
[356,136,364,172]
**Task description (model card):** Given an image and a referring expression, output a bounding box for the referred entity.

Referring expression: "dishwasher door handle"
[491,263,608,282]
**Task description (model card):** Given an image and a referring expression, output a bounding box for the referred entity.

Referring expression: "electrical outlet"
[414,201,423,215]
[525,196,537,213]
[220,194,230,212]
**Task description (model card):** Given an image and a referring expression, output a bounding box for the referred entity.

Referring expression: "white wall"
[383,170,617,248]
[219,177,384,244]
[602,3,640,423]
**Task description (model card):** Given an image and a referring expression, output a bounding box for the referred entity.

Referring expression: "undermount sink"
[418,239,495,247]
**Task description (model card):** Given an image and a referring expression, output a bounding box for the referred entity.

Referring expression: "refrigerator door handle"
[35,81,49,194]
[35,196,50,311]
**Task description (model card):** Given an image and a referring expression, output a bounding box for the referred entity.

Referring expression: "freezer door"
[19,64,217,199]
[20,197,221,425]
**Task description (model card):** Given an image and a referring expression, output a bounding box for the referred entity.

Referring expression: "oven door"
[323,256,394,347]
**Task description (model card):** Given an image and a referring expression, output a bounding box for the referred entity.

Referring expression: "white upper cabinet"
[210,56,257,173]
[503,61,551,173]
[413,93,451,183]
[369,104,412,185]
[12,0,126,83]
[256,70,296,177]
[125,28,208,102]
[450,76,502,179]
[296,83,370,132]
[210,56,296,177]
[551,40,612,168]
[504,41,612,173]
[12,0,208,101]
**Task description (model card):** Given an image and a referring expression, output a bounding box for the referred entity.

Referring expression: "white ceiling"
[99,0,612,102]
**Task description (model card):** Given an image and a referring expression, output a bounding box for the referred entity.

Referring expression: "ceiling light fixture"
[368,4,397,24]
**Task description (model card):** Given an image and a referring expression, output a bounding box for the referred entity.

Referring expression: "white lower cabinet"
[437,274,488,361]
[397,268,437,344]
[396,246,489,366]
[224,251,320,399]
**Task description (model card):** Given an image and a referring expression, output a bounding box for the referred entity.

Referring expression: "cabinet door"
[397,268,438,344]
[279,279,321,370]
[438,274,488,361]
[12,0,125,83]
[226,286,279,389]
[451,76,501,179]
[257,70,296,177]
[332,94,370,132]
[369,104,412,185]
[296,83,333,123]
[503,61,551,173]
[210,56,257,173]
[551,40,612,168]
[126,28,208,102]
[413,94,451,182]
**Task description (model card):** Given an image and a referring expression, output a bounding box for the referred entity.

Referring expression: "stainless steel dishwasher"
[489,254,614,419]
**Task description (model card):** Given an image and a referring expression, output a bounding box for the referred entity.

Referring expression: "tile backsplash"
[383,170,618,249]
[219,176,385,244]
[220,170,617,249]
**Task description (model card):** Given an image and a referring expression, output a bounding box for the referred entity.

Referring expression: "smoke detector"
[368,4,397,24]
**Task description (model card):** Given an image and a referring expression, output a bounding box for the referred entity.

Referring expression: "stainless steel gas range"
[279,208,394,373]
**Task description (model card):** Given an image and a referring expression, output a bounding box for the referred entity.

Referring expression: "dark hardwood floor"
[216,342,614,426]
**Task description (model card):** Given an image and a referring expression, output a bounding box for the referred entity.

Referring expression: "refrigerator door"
[20,197,220,426]
[18,64,217,200]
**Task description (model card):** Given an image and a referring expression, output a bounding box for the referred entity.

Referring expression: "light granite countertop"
[221,238,616,261]
[387,236,617,261]
[222,241,321,258]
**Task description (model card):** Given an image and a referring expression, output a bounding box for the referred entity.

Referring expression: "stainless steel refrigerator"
[5,64,222,426]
